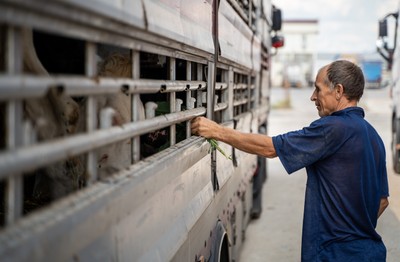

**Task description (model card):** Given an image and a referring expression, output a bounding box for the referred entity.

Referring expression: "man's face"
[310,67,338,117]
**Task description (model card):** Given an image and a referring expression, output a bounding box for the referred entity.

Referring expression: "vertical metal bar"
[197,64,203,108]
[240,74,244,114]
[186,61,192,138]
[254,73,260,108]
[223,68,234,121]
[5,26,23,225]
[206,61,215,119]
[169,57,176,146]
[247,74,252,111]
[131,50,141,163]
[85,42,98,184]
[6,101,23,224]
[248,0,253,28]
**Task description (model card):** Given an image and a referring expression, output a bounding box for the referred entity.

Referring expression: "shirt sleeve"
[380,168,389,197]
[272,117,344,174]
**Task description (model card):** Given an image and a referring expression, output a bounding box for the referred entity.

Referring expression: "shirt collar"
[331,107,365,118]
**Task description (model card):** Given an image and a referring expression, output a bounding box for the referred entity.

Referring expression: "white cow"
[94,53,145,178]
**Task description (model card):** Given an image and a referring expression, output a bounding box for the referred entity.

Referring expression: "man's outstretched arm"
[191,116,277,158]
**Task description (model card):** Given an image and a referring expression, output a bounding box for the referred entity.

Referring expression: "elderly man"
[191,60,389,261]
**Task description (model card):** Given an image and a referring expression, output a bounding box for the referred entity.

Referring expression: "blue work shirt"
[272,107,389,261]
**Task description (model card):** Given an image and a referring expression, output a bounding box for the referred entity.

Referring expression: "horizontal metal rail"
[214,102,228,112]
[234,83,248,90]
[215,82,228,90]
[0,75,207,100]
[227,0,250,25]
[160,81,206,93]
[0,107,206,179]
[233,98,248,107]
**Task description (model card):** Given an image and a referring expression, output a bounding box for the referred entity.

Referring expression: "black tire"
[392,118,400,174]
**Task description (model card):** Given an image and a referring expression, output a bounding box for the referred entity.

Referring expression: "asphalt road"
[239,86,400,262]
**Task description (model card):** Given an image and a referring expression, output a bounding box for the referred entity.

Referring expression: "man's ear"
[335,84,344,98]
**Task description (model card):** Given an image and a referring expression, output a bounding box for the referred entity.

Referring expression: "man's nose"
[310,90,316,101]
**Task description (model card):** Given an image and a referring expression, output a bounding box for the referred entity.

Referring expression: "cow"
[1,28,149,218]
[22,28,84,203]
[91,52,145,178]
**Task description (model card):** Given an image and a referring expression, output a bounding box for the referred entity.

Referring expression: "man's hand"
[190,116,221,139]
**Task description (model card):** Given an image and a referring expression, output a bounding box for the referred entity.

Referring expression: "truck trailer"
[0,0,283,261]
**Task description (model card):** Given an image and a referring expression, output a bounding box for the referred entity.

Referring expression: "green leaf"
[206,138,232,160]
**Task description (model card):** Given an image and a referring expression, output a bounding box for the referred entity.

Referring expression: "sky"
[273,0,399,54]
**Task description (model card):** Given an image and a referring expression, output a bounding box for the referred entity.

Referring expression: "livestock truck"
[0,0,283,261]
[378,5,400,173]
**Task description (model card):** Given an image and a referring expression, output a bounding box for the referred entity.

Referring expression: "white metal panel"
[252,36,262,72]
[56,0,145,29]
[0,138,212,262]
[219,0,253,70]
[263,0,273,26]
[143,0,214,55]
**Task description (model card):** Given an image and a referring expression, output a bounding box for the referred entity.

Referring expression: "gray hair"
[324,60,365,101]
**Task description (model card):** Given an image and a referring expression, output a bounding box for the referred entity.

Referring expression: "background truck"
[377,5,400,173]
[360,60,383,88]
[0,0,283,261]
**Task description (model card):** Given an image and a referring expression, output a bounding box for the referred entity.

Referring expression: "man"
[191,60,389,261]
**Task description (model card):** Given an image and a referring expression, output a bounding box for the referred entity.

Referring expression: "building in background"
[272,19,319,87]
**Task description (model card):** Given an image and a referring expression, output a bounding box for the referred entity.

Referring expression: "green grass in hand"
[207,138,232,160]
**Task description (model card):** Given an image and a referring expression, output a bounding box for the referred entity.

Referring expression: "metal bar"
[227,0,249,24]
[85,42,98,185]
[233,83,248,90]
[85,100,98,179]
[5,26,23,225]
[186,61,192,138]
[0,76,206,99]
[5,101,23,225]
[222,67,233,122]
[214,102,228,112]
[206,61,215,119]
[0,108,206,179]
[159,81,206,93]
[247,75,252,111]
[233,98,248,107]
[169,57,176,146]
[131,50,141,164]
[215,82,228,90]
[196,64,203,108]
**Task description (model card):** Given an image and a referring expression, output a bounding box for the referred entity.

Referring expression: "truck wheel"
[392,119,400,174]
[210,221,230,262]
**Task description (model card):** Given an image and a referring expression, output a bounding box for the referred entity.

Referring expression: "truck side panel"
[0,0,280,260]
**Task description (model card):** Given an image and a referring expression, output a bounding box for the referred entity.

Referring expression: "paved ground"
[239,86,400,262]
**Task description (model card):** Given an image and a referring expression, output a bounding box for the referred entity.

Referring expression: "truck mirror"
[272,7,282,31]
[272,35,284,48]
[379,19,388,37]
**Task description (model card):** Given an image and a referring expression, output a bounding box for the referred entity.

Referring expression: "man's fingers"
[191,117,200,135]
